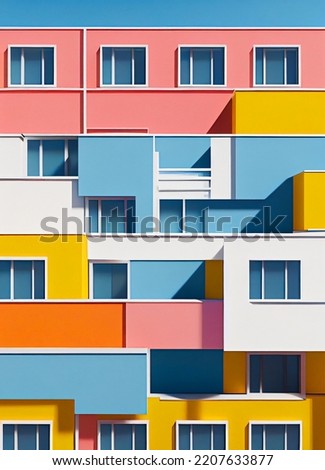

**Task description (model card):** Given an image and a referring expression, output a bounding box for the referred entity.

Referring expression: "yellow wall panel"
[223,352,246,393]
[99,397,312,450]
[306,353,325,393]
[206,260,223,299]
[234,91,325,134]
[0,400,74,450]
[0,235,88,299]
[293,172,305,231]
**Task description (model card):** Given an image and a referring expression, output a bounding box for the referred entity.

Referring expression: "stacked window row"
[0,422,301,450]
[9,45,300,87]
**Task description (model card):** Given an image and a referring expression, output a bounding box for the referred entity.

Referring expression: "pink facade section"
[86,28,325,88]
[125,301,223,349]
[0,29,83,88]
[0,91,82,133]
[78,415,97,450]
[87,91,232,134]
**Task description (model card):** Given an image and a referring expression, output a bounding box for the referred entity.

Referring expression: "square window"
[249,260,300,300]
[250,423,300,450]
[254,47,299,86]
[179,47,225,86]
[177,422,226,450]
[9,46,55,86]
[0,260,45,300]
[99,422,147,450]
[27,139,78,177]
[101,47,147,86]
[2,423,50,450]
[249,354,301,393]
[91,263,128,299]
[87,198,135,234]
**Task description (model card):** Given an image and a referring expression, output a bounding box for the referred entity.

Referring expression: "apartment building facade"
[0,27,324,450]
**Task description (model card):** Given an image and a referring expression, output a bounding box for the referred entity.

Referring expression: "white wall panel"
[0,137,25,177]
[224,236,325,351]
[88,236,224,261]
[0,179,84,234]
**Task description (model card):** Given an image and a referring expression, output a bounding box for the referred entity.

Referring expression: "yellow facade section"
[205,260,223,299]
[306,353,325,393]
[293,172,325,231]
[233,91,325,134]
[223,352,246,393]
[100,397,312,450]
[0,235,88,299]
[0,400,74,450]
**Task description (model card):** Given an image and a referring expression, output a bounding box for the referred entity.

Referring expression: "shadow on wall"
[172,263,205,299]
[243,177,293,234]
[207,97,232,134]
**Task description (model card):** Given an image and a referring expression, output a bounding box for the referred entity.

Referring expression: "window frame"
[86,197,136,235]
[8,45,57,87]
[178,44,227,87]
[97,420,149,450]
[89,260,130,300]
[0,421,52,450]
[26,137,78,178]
[253,45,301,87]
[0,257,47,301]
[247,353,305,396]
[249,421,302,450]
[100,45,148,87]
[176,421,228,450]
[249,259,301,301]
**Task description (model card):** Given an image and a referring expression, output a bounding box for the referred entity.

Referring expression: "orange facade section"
[0,302,124,347]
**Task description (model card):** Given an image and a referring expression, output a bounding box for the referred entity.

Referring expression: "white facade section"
[88,236,224,261]
[224,236,325,351]
[211,137,231,199]
[158,170,211,199]
[0,137,25,177]
[0,179,84,234]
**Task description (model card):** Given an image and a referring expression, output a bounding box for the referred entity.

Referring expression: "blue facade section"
[130,261,205,299]
[0,354,147,414]
[155,137,211,168]
[235,137,325,199]
[78,137,153,231]
[150,350,223,394]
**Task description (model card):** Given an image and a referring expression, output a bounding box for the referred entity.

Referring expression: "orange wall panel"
[0,302,124,347]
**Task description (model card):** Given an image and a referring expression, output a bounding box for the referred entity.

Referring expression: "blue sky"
[0,0,324,27]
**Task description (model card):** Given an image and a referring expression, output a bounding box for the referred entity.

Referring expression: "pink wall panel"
[87,29,325,89]
[0,29,83,88]
[78,415,97,450]
[126,301,223,349]
[0,91,82,133]
[87,91,232,134]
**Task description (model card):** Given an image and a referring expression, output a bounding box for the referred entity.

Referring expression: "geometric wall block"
[306,353,325,394]
[78,136,153,232]
[131,261,205,299]
[0,353,147,414]
[294,172,325,231]
[126,301,223,349]
[155,136,211,168]
[0,302,124,347]
[205,260,223,299]
[150,349,223,394]
[0,235,88,300]
[223,352,246,394]
[234,91,325,135]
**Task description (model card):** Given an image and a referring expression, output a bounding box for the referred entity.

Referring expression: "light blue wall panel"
[235,137,325,199]
[0,354,147,414]
[78,137,153,231]
[156,137,211,168]
[130,261,205,299]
